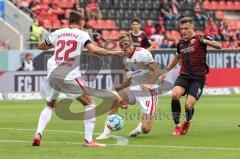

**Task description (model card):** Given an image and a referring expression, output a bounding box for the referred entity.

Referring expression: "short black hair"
[69,10,83,24]
[131,18,141,24]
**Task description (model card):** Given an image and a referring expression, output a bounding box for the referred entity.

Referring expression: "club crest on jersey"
[138,37,142,42]
[191,39,195,44]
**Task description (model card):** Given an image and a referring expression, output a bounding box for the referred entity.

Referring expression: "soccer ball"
[106,114,124,131]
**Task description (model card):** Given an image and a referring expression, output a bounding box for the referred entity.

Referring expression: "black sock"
[185,107,194,122]
[171,99,181,125]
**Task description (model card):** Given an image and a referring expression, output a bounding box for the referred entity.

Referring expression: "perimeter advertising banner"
[0,49,239,99]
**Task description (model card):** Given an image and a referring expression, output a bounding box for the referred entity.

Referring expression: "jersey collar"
[184,32,196,41]
[128,47,137,58]
[132,31,142,36]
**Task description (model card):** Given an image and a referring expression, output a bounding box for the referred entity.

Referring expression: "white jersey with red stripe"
[122,47,158,115]
[123,47,159,87]
[46,28,91,80]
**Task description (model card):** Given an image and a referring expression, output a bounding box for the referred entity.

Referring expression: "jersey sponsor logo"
[138,37,142,42]
[180,46,195,54]
[191,39,195,44]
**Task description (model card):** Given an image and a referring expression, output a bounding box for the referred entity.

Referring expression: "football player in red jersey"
[161,17,221,136]
[130,18,154,51]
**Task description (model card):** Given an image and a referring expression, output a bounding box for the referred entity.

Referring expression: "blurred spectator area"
[11,0,240,49]
[0,41,6,50]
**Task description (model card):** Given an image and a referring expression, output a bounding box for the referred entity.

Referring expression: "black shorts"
[174,74,206,100]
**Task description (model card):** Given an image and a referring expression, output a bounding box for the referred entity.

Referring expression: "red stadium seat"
[216,11,224,19]
[203,1,210,10]
[218,1,225,10]
[233,1,240,10]
[105,20,117,29]
[102,30,111,39]
[120,30,128,34]
[225,1,234,10]
[95,20,106,29]
[109,30,120,39]
[210,1,218,10]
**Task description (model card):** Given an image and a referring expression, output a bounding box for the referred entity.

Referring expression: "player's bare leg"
[77,94,106,147]
[171,86,185,136]
[129,113,154,137]
[32,100,56,146]
[96,90,128,140]
[181,95,197,135]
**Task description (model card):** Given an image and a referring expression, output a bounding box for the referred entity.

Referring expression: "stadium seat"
[95,20,106,29]
[118,0,129,9]
[203,0,210,10]
[102,30,111,39]
[121,20,130,29]
[225,1,234,10]
[218,1,225,10]
[105,20,117,29]
[216,11,224,19]
[108,9,116,19]
[210,1,218,10]
[234,1,240,10]
[145,0,154,9]
[120,30,128,34]
[109,30,120,39]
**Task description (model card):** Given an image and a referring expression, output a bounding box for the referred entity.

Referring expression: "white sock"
[84,104,96,142]
[136,122,143,133]
[103,115,111,135]
[36,106,53,136]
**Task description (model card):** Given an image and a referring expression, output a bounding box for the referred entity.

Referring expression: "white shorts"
[42,76,87,102]
[124,85,158,115]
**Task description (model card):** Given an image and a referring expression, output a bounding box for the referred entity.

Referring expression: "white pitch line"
[0,139,240,151]
[0,128,128,145]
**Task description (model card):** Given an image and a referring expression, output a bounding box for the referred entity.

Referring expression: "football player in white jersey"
[32,10,123,147]
[96,33,162,139]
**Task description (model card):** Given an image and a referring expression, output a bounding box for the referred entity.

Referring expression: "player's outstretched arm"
[37,40,54,50]
[167,54,181,72]
[85,43,123,56]
[114,71,132,92]
[160,54,180,81]
[200,35,222,49]
[143,62,161,89]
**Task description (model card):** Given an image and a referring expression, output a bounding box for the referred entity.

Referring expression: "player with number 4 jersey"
[96,33,162,140]
[32,10,123,147]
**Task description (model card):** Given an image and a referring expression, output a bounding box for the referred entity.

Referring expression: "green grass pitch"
[0,95,240,159]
